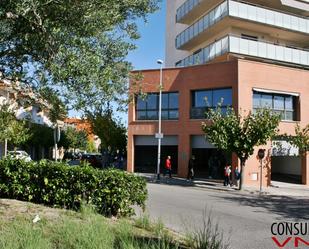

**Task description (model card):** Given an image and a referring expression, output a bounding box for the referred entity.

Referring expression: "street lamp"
[156,59,164,181]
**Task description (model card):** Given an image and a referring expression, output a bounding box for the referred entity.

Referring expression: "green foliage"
[86,140,97,153]
[0,104,31,147]
[38,87,67,123]
[27,123,54,148]
[88,111,127,152]
[202,107,280,163]
[0,0,160,111]
[0,211,181,249]
[287,123,309,154]
[60,127,88,151]
[7,118,31,148]
[185,209,230,249]
[202,107,280,189]
[0,158,147,217]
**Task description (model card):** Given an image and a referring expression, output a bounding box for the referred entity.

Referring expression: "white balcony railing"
[176,0,309,49]
[175,35,309,67]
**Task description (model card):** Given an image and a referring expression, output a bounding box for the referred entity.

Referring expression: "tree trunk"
[239,159,246,190]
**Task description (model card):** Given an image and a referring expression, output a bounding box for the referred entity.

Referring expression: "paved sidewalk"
[136,173,309,197]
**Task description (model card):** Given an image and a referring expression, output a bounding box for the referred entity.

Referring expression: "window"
[191,88,232,119]
[136,92,179,120]
[252,90,297,121]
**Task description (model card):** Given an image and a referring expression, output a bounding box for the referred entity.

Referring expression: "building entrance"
[134,135,178,174]
[134,146,178,174]
[271,140,302,184]
[191,135,231,179]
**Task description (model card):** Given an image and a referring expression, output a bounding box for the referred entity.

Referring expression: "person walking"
[165,156,172,178]
[234,165,241,187]
[224,164,231,186]
[187,155,195,180]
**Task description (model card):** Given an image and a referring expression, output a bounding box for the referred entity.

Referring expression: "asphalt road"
[139,183,309,249]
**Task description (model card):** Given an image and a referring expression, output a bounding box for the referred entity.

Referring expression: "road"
[139,183,309,249]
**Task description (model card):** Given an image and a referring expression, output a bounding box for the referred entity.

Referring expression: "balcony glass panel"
[176,35,309,68]
[175,1,228,49]
[176,0,202,22]
[228,1,309,34]
[176,0,308,50]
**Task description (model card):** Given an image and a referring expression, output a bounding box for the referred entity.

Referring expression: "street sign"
[155,133,164,139]
[258,149,265,160]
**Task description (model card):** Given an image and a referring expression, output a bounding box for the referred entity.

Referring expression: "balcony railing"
[176,0,202,23]
[175,35,309,67]
[175,0,309,49]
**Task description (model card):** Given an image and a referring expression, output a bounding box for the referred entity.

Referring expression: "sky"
[111,0,166,124]
[127,1,166,71]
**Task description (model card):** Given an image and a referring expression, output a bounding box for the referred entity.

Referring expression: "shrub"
[0,158,147,217]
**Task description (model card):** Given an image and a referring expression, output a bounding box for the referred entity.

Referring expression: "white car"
[8,150,32,162]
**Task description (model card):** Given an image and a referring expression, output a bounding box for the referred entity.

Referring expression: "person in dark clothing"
[187,155,195,180]
[224,164,231,186]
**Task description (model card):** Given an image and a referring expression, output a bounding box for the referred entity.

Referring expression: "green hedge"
[0,159,147,217]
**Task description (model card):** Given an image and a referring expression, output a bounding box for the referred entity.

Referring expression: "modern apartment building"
[127,0,309,187]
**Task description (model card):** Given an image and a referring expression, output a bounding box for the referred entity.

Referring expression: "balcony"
[176,0,309,24]
[176,0,309,50]
[175,35,309,68]
[176,0,222,24]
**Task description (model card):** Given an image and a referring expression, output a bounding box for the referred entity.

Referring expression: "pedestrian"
[224,164,231,186]
[187,155,195,180]
[164,156,172,178]
[234,165,241,187]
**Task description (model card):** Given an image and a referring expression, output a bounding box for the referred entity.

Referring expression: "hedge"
[0,159,147,217]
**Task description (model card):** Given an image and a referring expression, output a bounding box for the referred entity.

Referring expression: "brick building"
[127,0,309,187]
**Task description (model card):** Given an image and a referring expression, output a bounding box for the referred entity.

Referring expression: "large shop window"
[136,92,179,120]
[253,91,297,121]
[191,88,232,119]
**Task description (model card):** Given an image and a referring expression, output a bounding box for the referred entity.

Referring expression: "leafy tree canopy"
[0,0,160,112]
[287,123,309,154]
[60,126,88,151]
[202,107,280,189]
[88,110,127,152]
[0,104,31,148]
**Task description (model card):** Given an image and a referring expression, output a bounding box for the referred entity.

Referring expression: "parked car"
[8,150,32,162]
[81,153,102,168]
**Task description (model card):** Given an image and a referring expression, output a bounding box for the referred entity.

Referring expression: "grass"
[0,200,183,249]
[0,199,230,249]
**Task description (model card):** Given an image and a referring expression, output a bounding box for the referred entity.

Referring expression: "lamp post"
[156,59,164,181]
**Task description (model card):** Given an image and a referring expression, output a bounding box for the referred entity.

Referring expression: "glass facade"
[175,0,309,49]
[136,92,179,120]
[191,88,232,119]
[175,35,309,68]
[253,91,297,121]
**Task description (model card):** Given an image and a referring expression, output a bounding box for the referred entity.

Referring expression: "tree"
[0,0,159,112]
[7,118,31,150]
[202,107,280,190]
[60,127,88,152]
[289,124,309,154]
[0,104,31,152]
[88,111,127,153]
[86,140,97,153]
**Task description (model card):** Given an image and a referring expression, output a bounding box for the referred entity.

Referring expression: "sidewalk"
[136,173,238,192]
[244,181,309,197]
[136,173,309,197]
